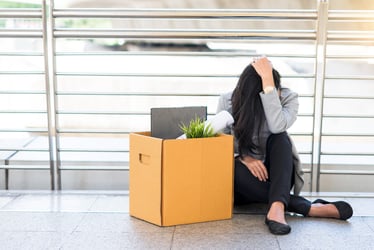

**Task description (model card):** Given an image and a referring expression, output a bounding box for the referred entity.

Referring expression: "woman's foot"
[267,201,287,224]
[308,199,353,220]
[265,201,291,235]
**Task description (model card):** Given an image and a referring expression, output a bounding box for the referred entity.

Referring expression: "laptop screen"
[150,106,207,139]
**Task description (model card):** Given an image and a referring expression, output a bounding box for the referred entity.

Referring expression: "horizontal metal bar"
[57,111,226,116]
[55,91,315,99]
[321,152,374,156]
[56,111,147,116]
[0,52,43,56]
[289,133,313,137]
[329,10,374,21]
[53,8,317,20]
[328,31,374,41]
[0,148,48,152]
[324,95,374,100]
[297,113,314,117]
[0,71,44,75]
[56,72,315,78]
[54,29,316,40]
[322,133,374,137]
[56,149,308,155]
[58,148,128,153]
[302,169,312,174]
[0,91,45,95]
[322,134,374,137]
[326,40,374,45]
[326,55,374,60]
[0,128,48,133]
[59,165,129,171]
[297,151,312,155]
[288,132,313,136]
[56,72,239,78]
[0,8,42,18]
[55,51,316,58]
[0,30,43,38]
[325,75,374,80]
[323,115,374,119]
[57,129,130,134]
[0,165,50,170]
[55,130,314,137]
[0,110,47,114]
[55,110,315,117]
[56,92,219,97]
[320,170,374,175]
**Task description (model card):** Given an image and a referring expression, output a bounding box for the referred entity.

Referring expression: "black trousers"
[234,132,311,216]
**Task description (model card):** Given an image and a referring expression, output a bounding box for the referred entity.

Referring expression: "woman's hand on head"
[251,56,275,90]
[240,155,268,182]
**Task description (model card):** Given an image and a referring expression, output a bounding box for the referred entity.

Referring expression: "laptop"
[150,106,207,139]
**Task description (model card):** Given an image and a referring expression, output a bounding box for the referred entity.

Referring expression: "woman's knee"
[267,131,291,148]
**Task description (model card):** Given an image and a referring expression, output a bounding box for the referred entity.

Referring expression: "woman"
[216,56,353,235]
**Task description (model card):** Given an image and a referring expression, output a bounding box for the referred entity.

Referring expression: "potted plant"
[179,116,217,138]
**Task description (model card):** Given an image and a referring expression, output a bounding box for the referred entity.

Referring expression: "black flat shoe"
[265,217,291,235]
[312,199,353,220]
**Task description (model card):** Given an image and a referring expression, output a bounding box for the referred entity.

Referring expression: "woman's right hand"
[252,56,275,90]
[240,155,268,182]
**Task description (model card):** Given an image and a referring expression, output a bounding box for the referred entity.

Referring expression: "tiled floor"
[0,191,373,250]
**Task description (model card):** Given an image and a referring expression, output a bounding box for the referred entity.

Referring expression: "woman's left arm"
[260,89,299,133]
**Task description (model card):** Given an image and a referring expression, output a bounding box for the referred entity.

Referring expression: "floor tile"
[1,194,97,212]
[60,231,173,250]
[277,233,374,250]
[0,192,372,250]
[0,211,85,233]
[345,197,374,216]
[362,217,374,233]
[0,195,18,208]
[75,213,174,233]
[0,231,68,250]
[89,195,129,212]
[172,232,279,250]
[53,194,98,212]
[118,232,173,250]
[175,214,268,234]
[286,216,373,237]
[60,232,123,250]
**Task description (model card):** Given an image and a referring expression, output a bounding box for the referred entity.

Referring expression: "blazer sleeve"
[216,94,227,114]
[259,88,299,134]
[216,93,232,135]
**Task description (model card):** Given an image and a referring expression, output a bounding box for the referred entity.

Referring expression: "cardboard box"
[129,132,234,226]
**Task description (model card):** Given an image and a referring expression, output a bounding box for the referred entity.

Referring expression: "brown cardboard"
[129,132,234,226]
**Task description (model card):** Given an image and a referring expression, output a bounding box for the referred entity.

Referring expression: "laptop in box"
[151,106,207,139]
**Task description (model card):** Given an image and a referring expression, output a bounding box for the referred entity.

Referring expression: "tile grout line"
[275,236,282,250]
[86,195,100,212]
[0,193,22,211]
[169,226,176,250]
[362,217,374,234]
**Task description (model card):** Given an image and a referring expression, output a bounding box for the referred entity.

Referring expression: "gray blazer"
[216,87,304,195]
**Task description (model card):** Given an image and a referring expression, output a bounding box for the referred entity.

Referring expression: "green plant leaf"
[179,116,217,138]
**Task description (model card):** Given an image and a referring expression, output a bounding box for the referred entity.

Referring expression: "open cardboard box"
[129,132,234,226]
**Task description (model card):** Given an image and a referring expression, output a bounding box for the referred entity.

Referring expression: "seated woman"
[216,56,353,235]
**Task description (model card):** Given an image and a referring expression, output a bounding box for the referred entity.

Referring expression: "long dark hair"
[231,64,281,157]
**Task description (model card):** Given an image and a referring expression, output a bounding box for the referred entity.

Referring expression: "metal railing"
[0,3,54,189]
[0,0,373,191]
[316,8,374,190]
